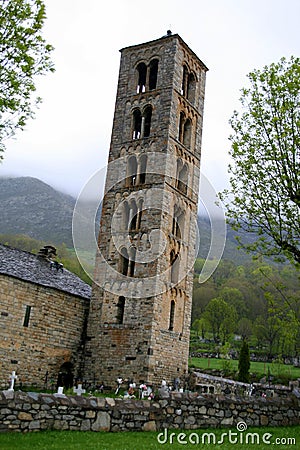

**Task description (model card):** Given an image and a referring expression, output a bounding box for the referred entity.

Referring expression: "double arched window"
[126,154,148,186]
[123,198,143,232]
[132,105,153,140]
[176,159,189,195]
[136,59,159,93]
[172,205,185,240]
[181,64,197,104]
[120,246,136,277]
[179,112,192,149]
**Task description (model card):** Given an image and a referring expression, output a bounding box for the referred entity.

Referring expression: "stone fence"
[1,390,299,433]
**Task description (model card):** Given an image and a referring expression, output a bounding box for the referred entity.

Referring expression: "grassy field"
[189,357,300,381]
[0,426,298,449]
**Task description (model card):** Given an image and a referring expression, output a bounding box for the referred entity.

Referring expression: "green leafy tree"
[203,297,237,343]
[0,0,54,156]
[192,317,209,339]
[221,56,300,266]
[219,286,247,320]
[238,339,250,383]
[237,317,253,340]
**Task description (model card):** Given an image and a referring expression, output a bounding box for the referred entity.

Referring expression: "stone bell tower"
[84,32,207,387]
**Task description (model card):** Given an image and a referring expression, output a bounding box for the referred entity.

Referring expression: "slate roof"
[0,244,91,300]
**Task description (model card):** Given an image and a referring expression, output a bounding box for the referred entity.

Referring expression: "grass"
[0,427,299,449]
[189,357,300,381]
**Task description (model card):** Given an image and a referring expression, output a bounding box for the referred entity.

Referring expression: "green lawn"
[190,357,300,380]
[0,427,298,449]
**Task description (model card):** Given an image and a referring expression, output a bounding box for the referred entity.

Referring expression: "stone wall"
[1,390,299,433]
[191,372,297,399]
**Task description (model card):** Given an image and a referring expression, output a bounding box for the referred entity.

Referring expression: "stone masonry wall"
[0,275,89,389]
[0,390,299,433]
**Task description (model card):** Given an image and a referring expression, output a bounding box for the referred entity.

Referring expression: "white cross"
[73,384,86,396]
[9,371,18,391]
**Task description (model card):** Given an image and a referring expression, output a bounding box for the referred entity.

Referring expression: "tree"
[203,297,237,343]
[219,286,247,320]
[237,317,253,340]
[221,57,300,267]
[238,339,250,383]
[0,0,54,157]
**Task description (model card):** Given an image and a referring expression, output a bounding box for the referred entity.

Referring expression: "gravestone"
[54,386,66,397]
[8,371,17,391]
[73,384,86,396]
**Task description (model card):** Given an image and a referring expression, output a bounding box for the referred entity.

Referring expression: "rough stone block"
[18,411,33,421]
[143,420,156,431]
[92,411,110,432]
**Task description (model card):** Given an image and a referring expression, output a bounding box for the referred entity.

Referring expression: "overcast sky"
[1,0,300,198]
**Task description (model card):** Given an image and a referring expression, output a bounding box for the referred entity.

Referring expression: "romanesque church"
[0,32,207,390]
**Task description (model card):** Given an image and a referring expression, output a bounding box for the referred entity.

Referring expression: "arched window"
[136,198,143,230]
[136,63,147,93]
[178,163,188,195]
[123,201,130,229]
[127,155,137,186]
[132,109,142,139]
[187,72,196,103]
[132,107,152,140]
[172,206,185,239]
[169,300,175,331]
[183,118,192,148]
[149,59,158,90]
[181,64,197,104]
[117,296,125,324]
[170,251,179,284]
[181,65,188,96]
[129,247,136,277]
[139,154,147,184]
[129,200,138,231]
[143,105,152,138]
[177,211,185,239]
[178,112,185,142]
[120,248,129,276]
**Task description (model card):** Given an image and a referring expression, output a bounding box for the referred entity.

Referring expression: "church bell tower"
[84,33,208,386]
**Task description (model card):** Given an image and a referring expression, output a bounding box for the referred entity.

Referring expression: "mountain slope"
[0,177,75,246]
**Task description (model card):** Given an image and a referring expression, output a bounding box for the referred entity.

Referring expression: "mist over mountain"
[0,176,251,263]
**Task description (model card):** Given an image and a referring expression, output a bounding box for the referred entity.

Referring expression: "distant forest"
[192,258,300,359]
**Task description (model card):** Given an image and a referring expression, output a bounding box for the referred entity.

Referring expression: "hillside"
[0,176,252,263]
[0,177,75,246]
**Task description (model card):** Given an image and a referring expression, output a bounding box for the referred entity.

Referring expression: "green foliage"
[238,339,250,383]
[192,256,300,358]
[220,56,300,267]
[203,297,237,343]
[0,0,54,155]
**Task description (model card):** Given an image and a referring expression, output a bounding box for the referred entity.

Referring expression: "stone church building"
[0,244,91,389]
[0,32,207,390]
